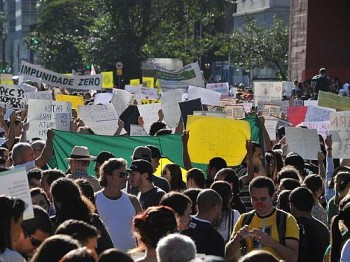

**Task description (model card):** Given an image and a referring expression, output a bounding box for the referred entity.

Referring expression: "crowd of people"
[0,70,349,262]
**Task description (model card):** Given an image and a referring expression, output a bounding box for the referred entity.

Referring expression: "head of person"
[156,233,196,262]
[302,174,323,199]
[12,142,35,165]
[0,147,10,165]
[27,168,43,189]
[30,234,80,262]
[13,206,52,258]
[149,122,166,136]
[196,189,222,226]
[278,178,301,192]
[328,166,350,192]
[206,157,227,183]
[131,146,152,162]
[146,145,162,172]
[133,206,177,250]
[277,190,292,213]
[276,165,302,188]
[67,146,96,173]
[98,248,133,262]
[265,150,281,180]
[289,187,314,217]
[40,169,65,200]
[128,159,153,189]
[249,177,276,216]
[214,168,240,196]
[285,153,305,176]
[238,249,279,262]
[0,196,26,253]
[58,247,97,262]
[186,168,205,189]
[319,67,326,76]
[160,192,192,232]
[94,151,116,178]
[183,188,202,215]
[161,163,185,191]
[55,219,99,252]
[75,179,95,205]
[334,171,350,200]
[251,142,263,168]
[99,158,128,189]
[50,178,94,223]
[30,187,50,212]
[31,140,46,159]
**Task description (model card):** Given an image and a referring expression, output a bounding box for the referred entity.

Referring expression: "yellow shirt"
[231,208,299,259]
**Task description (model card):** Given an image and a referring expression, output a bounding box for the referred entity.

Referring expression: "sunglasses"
[117,172,129,178]
[23,230,42,248]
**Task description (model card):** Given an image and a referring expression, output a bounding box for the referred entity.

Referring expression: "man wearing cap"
[94,151,116,179]
[128,159,166,209]
[66,145,101,192]
[127,145,170,195]
[311,68,331,99]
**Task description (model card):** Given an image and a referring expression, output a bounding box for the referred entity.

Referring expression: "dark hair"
[98,248,133,262]
[331,203,350,262]
[27,168,43,181]
[210,181,232,211]
[303,174,323,194]
[155,129,172,136]
[59,247,96,262]
[30,187,50,211]
[183,188,201,215]
[75,179,95,205]
[279,178,301,191]
[160,192,192,216]
[277,190,292,213]
[56,219,99,245]
[99,158,127,187]
[42,169,65,186]
[186,168,205,188]
[208,157,227,172]
[0,196,26,252]
[249,177,275,197]
[285,153,305,173]
[149,122,167,136]
[239,249,279,262]
[215,168,240,195]
[329,166,350,189]
[276,165,302,185]
[277,126,285,140]
[30,234,80,262]
[133,206,177,249]
[164,164,186,191]
[22,206,52,236]
[289,187,314,212]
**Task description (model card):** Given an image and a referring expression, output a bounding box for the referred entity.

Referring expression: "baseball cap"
[132,146,152,160]
[127,159,153,176]
[146,145,162,159]
[95,151,116,165]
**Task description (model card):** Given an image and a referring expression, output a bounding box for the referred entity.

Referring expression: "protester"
[98,248,134,262]
[30,187,50,213]
[186,168,206,189]
[161,163,186,191]
[94,151,116,179]
[183,188,202,215]
[58,247,97,262]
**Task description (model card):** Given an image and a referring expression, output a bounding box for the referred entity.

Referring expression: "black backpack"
[240,209,287,254]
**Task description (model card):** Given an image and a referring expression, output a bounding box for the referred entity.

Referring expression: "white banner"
[330,111,350,159]
[301,121,330,138]
[19,61,102,90]
[305,105,335,122]
[254,82,283,106]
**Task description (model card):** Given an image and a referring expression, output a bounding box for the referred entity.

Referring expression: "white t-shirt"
[0,248,26,262]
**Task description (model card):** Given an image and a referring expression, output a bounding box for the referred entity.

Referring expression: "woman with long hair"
[161,164,186,192]
[132,206,177,262]
[50,178,113,254]
[0,195,26,261]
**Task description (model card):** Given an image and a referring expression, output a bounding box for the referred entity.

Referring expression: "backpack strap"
[240,210,256,255]
[276,209,287,246]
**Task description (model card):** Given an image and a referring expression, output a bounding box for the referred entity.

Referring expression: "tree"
[217,16,289,80]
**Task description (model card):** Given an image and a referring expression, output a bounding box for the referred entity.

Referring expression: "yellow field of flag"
[142,77,154,88]
[101,71,114,89]
[130,79,140,86]
[55,94,84,111]
[187,115,251,166]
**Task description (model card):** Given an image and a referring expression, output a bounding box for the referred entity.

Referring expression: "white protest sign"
[224,105,246,119]
[0,167,34,220]
[300,121,330,138]
[303,100,318,107]
[111,89,133,116]
[27,99,71,140]
[137,103,162,134]
[78,104,119,136]
[261,104,282,119]
[305,105,335,122]
[253,82,283,106]
[20,61,102,90]
[17,83,37,93]
[219,98,236,107]
[330,111,350,159]
[285,127,321,160]
[187,86,221,106]
[243,103,253,113]
[94,93,113,105]
[55,113,71,131]
[206,82,229,98]
[24,91,52,105]
[265,119,278,141]
[0,85,25,109]
[125,85,159,100]
[193,111,227,118]
[282,81,293,97]
[161,89,184,128]
[130,124,148,136]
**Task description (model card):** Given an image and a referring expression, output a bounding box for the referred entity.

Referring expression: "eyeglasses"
[23,230,42,248]
[116,172,129,178]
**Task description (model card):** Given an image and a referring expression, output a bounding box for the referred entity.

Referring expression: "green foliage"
[217,16,289,80]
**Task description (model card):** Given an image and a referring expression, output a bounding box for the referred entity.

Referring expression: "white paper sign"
[265,119,278,141]
[224,105,246,119]
[94,93,113,105]
[161,89,184,128]
[55,113,71,131]
[24,91,52,105]
[206,82,229,98]
[125,85,159,100]
[300,121,330,138]
[27,99,71,140]
[261,104,282,119]
[187,85,221,106]
[0,167,34,220]
[305,105,335,122]
[111,89,133,117]
[303,100,318,107]
[130,124,148,136]
[330,111,350,159]
[0,85,25,109]
[254,82,283,106]
[285,127,321,160]
[282,81,293,97]
[137,103,162,134]
[78,104,119,135]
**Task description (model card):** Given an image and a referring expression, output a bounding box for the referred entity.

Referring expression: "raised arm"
[35,129,54,168]
[182,130,193,170]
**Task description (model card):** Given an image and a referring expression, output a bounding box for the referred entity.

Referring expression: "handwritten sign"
[265,119,278,141]
[187,85,221,106]
[0,167,34,220]
[301,121,330,138]
[206,82,229,98]
[94,93,113,105]
[261,104,282,119]
[224,105,246,119]
[318,91,350,111]
[130,124,148,136]
[304,105,335,122]
[125,85,159,100]
[0,85,25,109]
[161,89,183,128]
[253,82,283,106]
[282,81,293,97]
[55,94,84,111]
[78,104,119,136]
[330,111,350,159]
[137,103,162,134]
[24,91,52,105]
[285,127,321,160]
